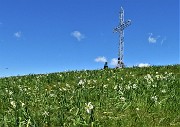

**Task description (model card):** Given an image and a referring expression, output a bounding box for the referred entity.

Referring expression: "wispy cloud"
[148,33,167,45]
[71,31,85,41]
[161,36,167,45]
[138,63,150,67]
[14,31,22,38]
[110,58,118,66]
[148,33,160,43]
[95,56,107,63]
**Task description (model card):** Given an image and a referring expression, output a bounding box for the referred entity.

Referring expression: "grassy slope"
[0,65,180,127]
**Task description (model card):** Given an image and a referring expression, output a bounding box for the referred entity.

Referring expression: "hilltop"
[0,65,179,126]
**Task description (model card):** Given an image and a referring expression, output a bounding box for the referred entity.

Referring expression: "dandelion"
[85,102,94,114]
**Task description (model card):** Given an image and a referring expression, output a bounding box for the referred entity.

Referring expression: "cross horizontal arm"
[113,20,131,32]
[123,20,131,29]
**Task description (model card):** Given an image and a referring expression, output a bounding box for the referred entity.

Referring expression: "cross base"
[116,58,125,68]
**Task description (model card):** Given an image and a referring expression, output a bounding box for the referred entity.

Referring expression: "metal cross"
[114,7,131,68]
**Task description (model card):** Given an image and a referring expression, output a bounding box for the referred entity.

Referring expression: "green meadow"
[0,65,179,127]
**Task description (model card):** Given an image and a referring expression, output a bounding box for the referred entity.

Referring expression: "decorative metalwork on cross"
[114,7,131,68]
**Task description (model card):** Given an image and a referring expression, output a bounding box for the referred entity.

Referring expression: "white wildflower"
[126,85,131,90]
[151,96,158,102]
[85,102,94,114]
[49,94,55,97]
[18,85,23,91]
[62,87,67,91]
[20,101,25,107]
[9,91,13,95]
[132,84,137,89]
[136,108,140,111]
[144,74,154,84]
[114,85,118,90]
[161,89,166,93]
[78,80,84,85]
[5,88,8,93]
[66,83,70,88]
[152,84,157,88]
[42,111,49,116]
[87,80,91,84]
[155,74,163,80]
[10,101,16,108]
[118,90,124,95]
[103,84,107,88]
[93,80,97,83]
[120,96,126,102]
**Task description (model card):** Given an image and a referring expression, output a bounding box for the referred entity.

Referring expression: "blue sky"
[0,0,179,77]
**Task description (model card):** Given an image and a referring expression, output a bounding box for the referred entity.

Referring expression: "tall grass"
[0,65,179,126]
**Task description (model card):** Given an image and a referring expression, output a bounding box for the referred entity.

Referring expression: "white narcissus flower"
[10,101,16,108]
[161,89,166,93]
[78,80,84,85]
[132,84,137,89]
[85,102,93,114]
[120,97,126,102]
[151,96,158,102]
[42,111,49,116]
[20,101,25,107]
[136,108,140,111]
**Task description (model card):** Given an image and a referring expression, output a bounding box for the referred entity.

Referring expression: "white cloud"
[110,58,118,66]
[14,31,22,38]
[138,63,150,67]
[71,31,85,41]
[95,56,107,63]
[148,33,160,43]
